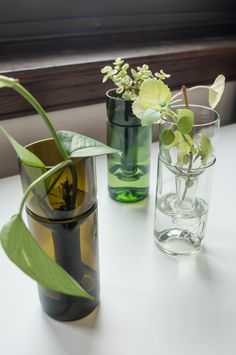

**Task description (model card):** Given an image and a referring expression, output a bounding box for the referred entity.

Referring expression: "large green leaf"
[0,127,45,168]
[209,75,225,109]
[57,130,121,157]
[139,79,172,109]
[0,214,93,299]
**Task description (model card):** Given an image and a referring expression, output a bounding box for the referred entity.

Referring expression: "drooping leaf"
[199,133,213,163]
[139,79,172,109]
[140,108,161,126]
[0,127,45,168]
[160,129,175,146]
[177,109,194,134]
[169,130,193,149]
[132,98,145,119]
[0,214,93,299]
[177,142,191,166]
[209,75,225,109]
[57,131,121,157]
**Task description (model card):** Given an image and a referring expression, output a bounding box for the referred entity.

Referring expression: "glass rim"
[162,104,220,127]
[159,155,216,172]
[22,138,90,169]
[106,88,133,102]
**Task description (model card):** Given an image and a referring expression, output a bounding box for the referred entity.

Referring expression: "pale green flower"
[209,74,225,109]
[132,79,172,125]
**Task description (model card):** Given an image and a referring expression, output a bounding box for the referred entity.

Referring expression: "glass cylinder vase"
[106,89,152,203]
[154,105,220,256]
[19,138,99,321]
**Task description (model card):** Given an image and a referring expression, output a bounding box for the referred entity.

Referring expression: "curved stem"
[171,85,209,101]
[14,84,68,161]
[19,160,72,215]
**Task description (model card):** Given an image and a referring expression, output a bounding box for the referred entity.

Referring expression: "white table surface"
[0,124,236,355]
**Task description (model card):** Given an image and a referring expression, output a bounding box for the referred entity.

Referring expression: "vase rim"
[163,104,220,127]
[23,138,90,168]
[106,88,134,102]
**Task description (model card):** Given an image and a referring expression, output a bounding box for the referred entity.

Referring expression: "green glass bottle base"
[108,187,148,203]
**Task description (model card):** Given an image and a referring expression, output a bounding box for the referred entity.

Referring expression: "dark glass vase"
[106,90,151,203]
[19,139,99,321]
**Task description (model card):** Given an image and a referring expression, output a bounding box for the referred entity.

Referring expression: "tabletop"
[0,124,236,355]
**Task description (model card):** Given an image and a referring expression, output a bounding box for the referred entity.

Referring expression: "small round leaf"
[160,129,175,145]
[177,109,194,134]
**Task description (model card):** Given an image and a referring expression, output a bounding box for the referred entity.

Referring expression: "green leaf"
[139,79,172,109]
[199,133,213,162]
[160,129,175,146]
[132,98,145,119]
[57,130,121,157]
[140,108,161,126]
[168,130,193,149]
[177,142,191,166]
[177,109,194,134]
[0,214,93,299]
[0,127,45,168]
[209,75,225,109]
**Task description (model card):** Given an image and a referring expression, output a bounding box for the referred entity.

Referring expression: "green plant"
[0,75,120,299]
[132,74,225,203]
[101,57,170,100]
[132,75,225,167]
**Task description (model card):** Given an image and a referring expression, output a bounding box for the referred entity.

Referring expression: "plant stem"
[180,85,193,202]
[182,85,189,109]
[181,152,193,202]
[19,160,72,215]
[171,85,209,101]
[14,83,68,161]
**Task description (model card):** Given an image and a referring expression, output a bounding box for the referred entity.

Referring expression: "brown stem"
[181,85,189,109]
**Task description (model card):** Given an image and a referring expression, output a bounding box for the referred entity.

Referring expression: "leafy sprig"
[101,58,170,100]
[133,75,225,168]
[0,75,120,298]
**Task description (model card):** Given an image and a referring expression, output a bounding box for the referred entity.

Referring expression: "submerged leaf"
[57,131,121,157]
[0,214,93,299]
[0,127,45,168]
[177,142,191,166]
[209,75,225,109]
[199,133,213,163]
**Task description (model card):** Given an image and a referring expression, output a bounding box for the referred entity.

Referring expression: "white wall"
[0,80,235,178]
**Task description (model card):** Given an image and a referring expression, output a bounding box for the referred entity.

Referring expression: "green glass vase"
[106,89,151,203]
[19,139,99,321]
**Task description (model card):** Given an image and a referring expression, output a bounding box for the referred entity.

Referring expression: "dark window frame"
[0,17,236,119]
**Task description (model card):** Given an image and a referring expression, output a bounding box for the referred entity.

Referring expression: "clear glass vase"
[154,105,220,256]
[19,139,99,321]
[106,89,152,203]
